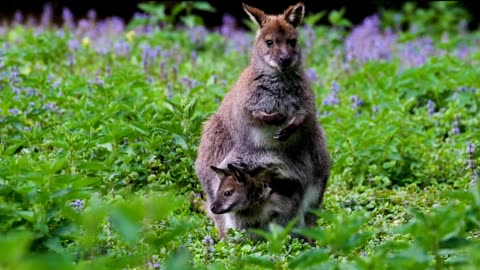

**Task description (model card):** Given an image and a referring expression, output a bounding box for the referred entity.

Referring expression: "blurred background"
[1,0,479,29]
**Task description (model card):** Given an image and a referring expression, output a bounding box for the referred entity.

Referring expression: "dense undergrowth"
[0,1,479,269]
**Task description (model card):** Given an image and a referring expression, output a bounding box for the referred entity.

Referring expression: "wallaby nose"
[210,205,218,214]
[279,56,292,67]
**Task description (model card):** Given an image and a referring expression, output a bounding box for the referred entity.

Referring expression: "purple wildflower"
[426,100,435,115]
[68,39,80,51]
[87,9,97,21]
[467,143,476,155]
[43,102,58,111]
[191,51,198,65]
[14,10,23,24]
[70,199,85,212]
[189,26,208,45]
[351,95,364,111]
[344,14,395,63]
[62,7,75,29]
[68,54,75,69]
[141,44,160,71]
[29,102,35,107]
[25,88,36,97]
[40,3,53,27]
[305,68,318,83]
[322,81,340,106]
[114,39,130,57]
[10,66,20,84]
[203,235,214,245]
[220,14,236,36]
[9,108,21,115]
[451,117,460,135]
[166,83,174,100]
[472,171,478,186]
[147,262,160,269]
[180,76,199,91]
[372,105,381,113]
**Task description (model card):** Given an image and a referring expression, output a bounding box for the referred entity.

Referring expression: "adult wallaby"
[195,2,331,236]
[210,163,303,239]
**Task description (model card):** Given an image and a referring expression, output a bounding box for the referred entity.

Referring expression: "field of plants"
[0,1,479,269]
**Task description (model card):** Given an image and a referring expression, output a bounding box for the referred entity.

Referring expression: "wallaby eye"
[265,40,274,47]
[288,38,297,47]
[224,190,233,196]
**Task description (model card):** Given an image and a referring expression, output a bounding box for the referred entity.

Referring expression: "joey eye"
[224,191,233,196]
[288,39,297,47]
[265,40,274,47]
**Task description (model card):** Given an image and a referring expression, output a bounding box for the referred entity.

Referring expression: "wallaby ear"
[283,2,305,28]
[227,163,248,184]
[210,165,228,179]
[243,3,266,28]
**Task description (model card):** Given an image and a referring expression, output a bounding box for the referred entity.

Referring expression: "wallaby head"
[210,163,270,214]
[243,2,305,73]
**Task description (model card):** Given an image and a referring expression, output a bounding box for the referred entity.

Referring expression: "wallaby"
[195,2,331,236]
[210,163,303,239]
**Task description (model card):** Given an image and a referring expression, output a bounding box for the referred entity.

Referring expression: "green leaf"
[288,248,330,269]
[241,255,276,269]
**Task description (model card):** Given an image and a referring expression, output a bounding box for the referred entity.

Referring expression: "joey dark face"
[243,2,305,72]
[210,164,250,214]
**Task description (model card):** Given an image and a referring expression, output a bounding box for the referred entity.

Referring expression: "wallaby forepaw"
[253,111,287,126]
[274,128,291,141]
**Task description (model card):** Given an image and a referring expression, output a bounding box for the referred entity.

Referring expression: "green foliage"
[132,1,216,28]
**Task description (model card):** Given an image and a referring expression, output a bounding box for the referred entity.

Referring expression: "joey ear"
[210,166,228,178]
[227,163,248,184]
[283,2,305,28]
[242,3,266,28]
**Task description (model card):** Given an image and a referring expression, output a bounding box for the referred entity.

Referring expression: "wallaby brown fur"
[195,2,331,237]
[210,163,303,239]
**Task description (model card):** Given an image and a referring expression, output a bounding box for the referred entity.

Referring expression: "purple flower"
[472,171,478,186]
[69,199,85,212]
[372,105,381,113]
[10,67,20,84]
[14,10,23,24]
[426,100,435,115]
[305,68,318,83]
[322,81,340,106]
[29,102,35,107]
[25,88,36,96]
[189,26,207,45]
[147,262,160,269]
[68,39,80,51]
[166,83,173,100]
[451,118,460,135]
[467,143,476,155]
[141,44,160,71]
[203,235,214,245]
[68,54,75,68]
[191,51,198,64]
[62,7,75,29]
[40,3,53,27]
[344,14,395,63]
[9,108,21,115]
[87,9,97,21]
[43,102,58,111]
[220,14,236,36]
[351,95,364,110]
[114,40,131,57]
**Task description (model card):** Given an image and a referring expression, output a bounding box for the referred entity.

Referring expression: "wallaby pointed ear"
[283,2,305,28]
[210,165,228,179]
[243,3,266,28]
[227,163,248,184]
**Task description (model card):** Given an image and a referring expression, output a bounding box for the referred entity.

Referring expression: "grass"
[0,2,479,269]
